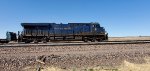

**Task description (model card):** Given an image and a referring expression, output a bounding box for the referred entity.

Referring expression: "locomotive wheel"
[91,38,96,42]
[83,37,88,42]
[25,40,30,43]
[97,38,102,42]
[43,37,48,43]
[84,38,88,42]
[43,41,47,43]
[43,40,47,43]
[34,40,38,43]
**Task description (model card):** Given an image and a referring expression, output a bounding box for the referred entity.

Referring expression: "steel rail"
[1,40,150,47]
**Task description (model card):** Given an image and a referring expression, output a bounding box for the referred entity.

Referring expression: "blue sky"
[0,0,150,38]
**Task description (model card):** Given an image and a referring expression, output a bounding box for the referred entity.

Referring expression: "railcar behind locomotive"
[18,22,108,43]
[0,32,17,43]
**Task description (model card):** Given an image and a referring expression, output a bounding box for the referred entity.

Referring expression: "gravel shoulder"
[0,43,150,71]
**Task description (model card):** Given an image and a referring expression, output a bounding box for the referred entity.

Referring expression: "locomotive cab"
[91,23,108,41]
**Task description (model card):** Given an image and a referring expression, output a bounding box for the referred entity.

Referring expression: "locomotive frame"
[18,22,108,43]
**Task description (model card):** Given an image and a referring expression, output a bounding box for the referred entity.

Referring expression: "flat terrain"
[0,36,150,71]
[109,36,150,41]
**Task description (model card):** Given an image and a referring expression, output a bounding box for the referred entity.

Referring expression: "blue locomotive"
[0,22,108,43]
[18,22,108,43]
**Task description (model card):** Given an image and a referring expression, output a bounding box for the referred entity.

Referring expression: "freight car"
[0,32,17,43]
[18,22,108,43]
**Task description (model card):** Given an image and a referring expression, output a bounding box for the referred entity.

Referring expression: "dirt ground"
[0,41,150,71]
[1,36,150,71]
[109,36,150,41]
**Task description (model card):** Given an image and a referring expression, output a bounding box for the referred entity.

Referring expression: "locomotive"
[0,22,108,43]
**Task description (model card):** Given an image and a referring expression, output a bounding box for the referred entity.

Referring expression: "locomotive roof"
[68,23,99,24]
[21,22,100,27]
[21,23,56,27]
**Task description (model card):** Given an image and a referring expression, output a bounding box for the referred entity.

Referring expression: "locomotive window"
[96,24,100,28]
[49,25,52,28]
[93,24,95,27]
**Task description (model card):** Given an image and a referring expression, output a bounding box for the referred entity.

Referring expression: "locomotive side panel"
[19,22,108,43]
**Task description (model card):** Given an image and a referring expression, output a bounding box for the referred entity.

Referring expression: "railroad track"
[0,40,150,47]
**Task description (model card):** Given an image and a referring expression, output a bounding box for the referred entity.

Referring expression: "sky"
[0,0,150,38]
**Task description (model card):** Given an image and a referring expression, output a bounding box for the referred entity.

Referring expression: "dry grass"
[109,36,150,41]
[22,57,150,71]
[118,60,150,71]
[22,66,66,71]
